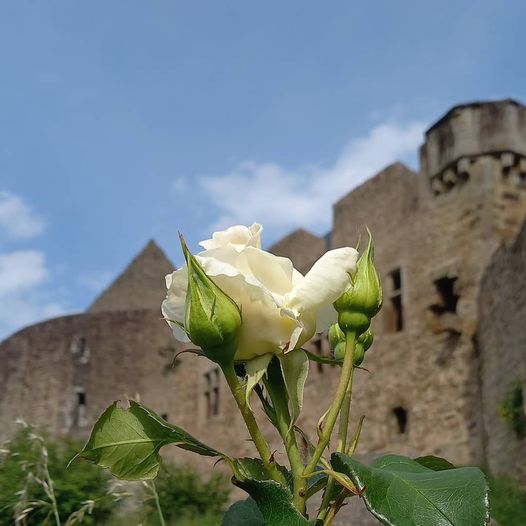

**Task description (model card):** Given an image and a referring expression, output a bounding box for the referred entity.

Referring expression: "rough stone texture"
[269,228,327,273]
[478,221,526,484]
[89,240,174,313]
[1,99,526,525]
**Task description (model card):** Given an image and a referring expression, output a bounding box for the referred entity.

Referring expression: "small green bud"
[358,328,374,353]
[180,235,242,366]
[353,344,365,366]
[334,230,382,335]
[334,341,346,362]
[333,329,374,365]
[328,323,346,351]
[353,329,374,366]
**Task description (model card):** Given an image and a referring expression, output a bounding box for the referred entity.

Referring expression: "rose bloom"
[162,224,358,362]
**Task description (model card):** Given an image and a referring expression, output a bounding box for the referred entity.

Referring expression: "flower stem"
[304,332,356,477]
[318,361,356,522]
[263,376,306,515]
[221,364,286,485]
[150,480,166,526]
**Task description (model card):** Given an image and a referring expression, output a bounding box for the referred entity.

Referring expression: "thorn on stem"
[357,485,367,498]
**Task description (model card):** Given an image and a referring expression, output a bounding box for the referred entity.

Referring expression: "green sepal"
[303,349,342,366]
[254,384,278,428]
[180,234,242,366]
[72,401,225,480]
[278,349,309,427]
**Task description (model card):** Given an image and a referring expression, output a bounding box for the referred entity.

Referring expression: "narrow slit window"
[392,406,408,434]
[74,389,87,428]
[387,268,404,332]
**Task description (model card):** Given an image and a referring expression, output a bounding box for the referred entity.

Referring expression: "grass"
[489,474,526,526]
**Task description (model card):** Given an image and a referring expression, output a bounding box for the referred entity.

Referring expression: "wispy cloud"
[0,191,44,240]
[0,251,48,296]
[0,191,65,339]
[196,120,425,241]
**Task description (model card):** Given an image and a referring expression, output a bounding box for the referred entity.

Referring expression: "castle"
[1,100,525,518]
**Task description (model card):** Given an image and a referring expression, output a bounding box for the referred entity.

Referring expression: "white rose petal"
[199,223,262,251]
[284,247,358,318]
[162,225,357,361]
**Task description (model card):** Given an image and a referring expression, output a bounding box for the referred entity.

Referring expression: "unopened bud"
[334,230,382,335]
[180,235,242,365]
[328,323,345,351]
[353,329,374,366]
[333,328,374,366]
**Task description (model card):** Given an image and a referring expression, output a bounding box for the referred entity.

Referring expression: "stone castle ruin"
[1,99,525,496]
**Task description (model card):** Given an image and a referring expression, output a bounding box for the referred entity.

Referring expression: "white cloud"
[198,120,425,240]
[0,191,45,239]
[0,193,67,339]
[0,249,65,338]
[0,251,48,296]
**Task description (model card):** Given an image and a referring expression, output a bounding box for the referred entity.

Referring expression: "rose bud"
[333,328,374,365]
[328,323,346,351]
[180,235,242,366]
[334,230,382,335]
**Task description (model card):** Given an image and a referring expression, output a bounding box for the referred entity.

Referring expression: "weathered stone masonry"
[1,101,525,510]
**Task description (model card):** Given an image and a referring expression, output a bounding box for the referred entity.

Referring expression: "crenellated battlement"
[420,99,526,196]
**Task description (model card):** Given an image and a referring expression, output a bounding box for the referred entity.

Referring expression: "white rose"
[162,223,358,362]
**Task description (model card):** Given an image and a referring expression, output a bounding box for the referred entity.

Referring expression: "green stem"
[337,366,356,452]
[221,364,286,485]
[304,332,356,477]
[263,377,306,515]
[150,480,166,526]
[318,364,356,521]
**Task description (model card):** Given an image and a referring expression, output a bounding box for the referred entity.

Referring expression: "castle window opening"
[70,336,90,364]
[204,368,220,418]
[387,268,404,332]
[392,406,408,434]
[74,388,88,428]
[430,276,459,315]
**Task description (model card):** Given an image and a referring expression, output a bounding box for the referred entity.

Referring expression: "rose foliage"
[76,224,490,526]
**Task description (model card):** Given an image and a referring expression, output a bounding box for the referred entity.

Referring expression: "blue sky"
[0,0,525,338]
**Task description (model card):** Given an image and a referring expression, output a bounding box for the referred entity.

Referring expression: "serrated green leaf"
[234,477,314,526]
[414,455,456,471]
[234,457,292,490]
[222,498,265,526]
[332,453,489,526]
[74,401,223,480]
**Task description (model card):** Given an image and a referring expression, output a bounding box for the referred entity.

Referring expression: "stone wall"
[478,221,526,484]
[89,240,174,313]
[269,229,327,273]
[1,99,526,525]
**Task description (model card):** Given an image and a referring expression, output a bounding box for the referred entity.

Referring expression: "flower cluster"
[162,223,358,362]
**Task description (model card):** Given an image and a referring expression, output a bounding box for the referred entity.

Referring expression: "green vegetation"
[148,464,230,525]
[0,425,112,525]
[498,380,526,438]
[0,425,230,526]
[489,474,526,526]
